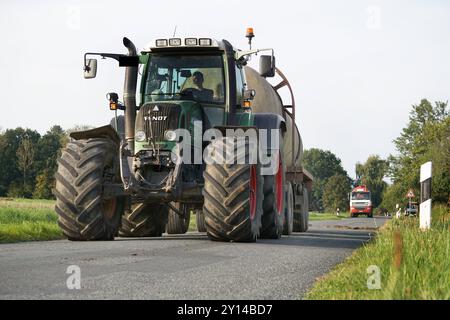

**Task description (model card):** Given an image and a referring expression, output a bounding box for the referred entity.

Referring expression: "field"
[306,204,450,300]
[0,198,63,243]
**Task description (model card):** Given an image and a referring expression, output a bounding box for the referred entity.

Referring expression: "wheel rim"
[102,198,117,220]
[249,165,257,221]
[275,154,283,215]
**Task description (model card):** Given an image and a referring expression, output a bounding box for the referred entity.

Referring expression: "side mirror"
[259,55,276,78]
[84,59,97,79]
[244,89,256,101]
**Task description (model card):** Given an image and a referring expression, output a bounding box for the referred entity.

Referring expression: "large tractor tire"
[119,203,168,237]
[260,153,285,239]
[54,138,124,241]
[293,188,309,232]
[203,137,263,242]
[283,182,294,235]
[195,210,207,232]
[166,202,191,234]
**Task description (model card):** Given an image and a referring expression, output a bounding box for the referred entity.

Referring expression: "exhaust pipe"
[123,37,138,153]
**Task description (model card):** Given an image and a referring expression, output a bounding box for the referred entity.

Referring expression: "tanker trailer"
[245,67,313,233]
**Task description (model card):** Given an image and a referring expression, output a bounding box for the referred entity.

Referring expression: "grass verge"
[305,204,450,300]
[309,212,349,221]
[0,198,63,243]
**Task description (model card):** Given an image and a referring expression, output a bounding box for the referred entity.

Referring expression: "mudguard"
[253,113,286,151]
[69,125,121,144]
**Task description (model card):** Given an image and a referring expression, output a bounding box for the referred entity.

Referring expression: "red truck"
[350,185,373,218]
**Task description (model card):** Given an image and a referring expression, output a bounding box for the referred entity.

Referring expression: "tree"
[0,128,40,196]
[16,138,36,189]
[355,155,388,208]
[303,148,350,211]
[32,125,65,199]
[382,99,449,210]
[35,125,65,175]
[33,169,55,199]
[322,174,352,212]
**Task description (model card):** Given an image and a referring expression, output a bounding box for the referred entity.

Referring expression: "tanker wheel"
[119,203,168,237]
[195,210,207,232]
[293,188,309,232]
[54,138,124,241]
[203,137,263,242]
[282,182,294,235]
[260,153,285,239]
[166,202,191,234]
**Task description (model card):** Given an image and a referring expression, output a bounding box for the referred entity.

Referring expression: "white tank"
[244,67,303,169]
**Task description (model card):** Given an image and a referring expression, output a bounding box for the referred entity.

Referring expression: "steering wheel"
[181,88,200,98]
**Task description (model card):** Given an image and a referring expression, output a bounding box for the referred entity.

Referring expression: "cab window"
[144,54,225,104]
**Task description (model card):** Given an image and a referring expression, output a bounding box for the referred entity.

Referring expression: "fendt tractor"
[349,185,373,218]
[54,29,313,242]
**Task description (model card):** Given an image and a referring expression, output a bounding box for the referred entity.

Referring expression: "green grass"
[0,198,63,243]
[309,212,349,221]
[305,204,450,300]
[188,211,198,232]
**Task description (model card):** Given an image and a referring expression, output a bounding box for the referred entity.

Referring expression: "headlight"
[164,130,177,141]
[135,130,146,142]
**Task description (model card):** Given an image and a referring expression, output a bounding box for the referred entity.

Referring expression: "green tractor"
[54,31,313,242]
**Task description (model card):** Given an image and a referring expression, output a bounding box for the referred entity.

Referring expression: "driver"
[189,71,214,102]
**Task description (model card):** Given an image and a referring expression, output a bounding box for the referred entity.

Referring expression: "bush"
[7,182,33,199]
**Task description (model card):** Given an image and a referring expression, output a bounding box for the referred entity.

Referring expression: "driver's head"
[192,71,204,86]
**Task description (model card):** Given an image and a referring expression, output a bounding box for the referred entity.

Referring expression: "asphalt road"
[0,216,389,299]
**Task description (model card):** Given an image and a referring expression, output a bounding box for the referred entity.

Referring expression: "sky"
[0,0,449,178]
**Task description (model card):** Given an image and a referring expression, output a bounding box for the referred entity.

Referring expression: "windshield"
[351,192,370,200]
[144,54,225,104]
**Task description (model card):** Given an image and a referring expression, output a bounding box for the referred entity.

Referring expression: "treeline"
[381,99,449,209]
[0,126,65,198]
[304,99,449,213]
[0,125,94,199]
[303,149,388,213]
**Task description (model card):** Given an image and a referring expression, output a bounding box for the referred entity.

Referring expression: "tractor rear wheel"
[195,210,207,232]
[119,203,168,237]
[203,137,263,242]
[166,202,190,234]
[293,188,309,232]
[260,153,285,239]
[54,138,124,241]
[283,182,294,235]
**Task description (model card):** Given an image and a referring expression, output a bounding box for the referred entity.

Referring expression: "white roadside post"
[419,162,432,230]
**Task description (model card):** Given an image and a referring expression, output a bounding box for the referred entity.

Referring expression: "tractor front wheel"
[54,138,124,241]
[166,202,191,234]
[203,137,263,242]
[119,203,168,237]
